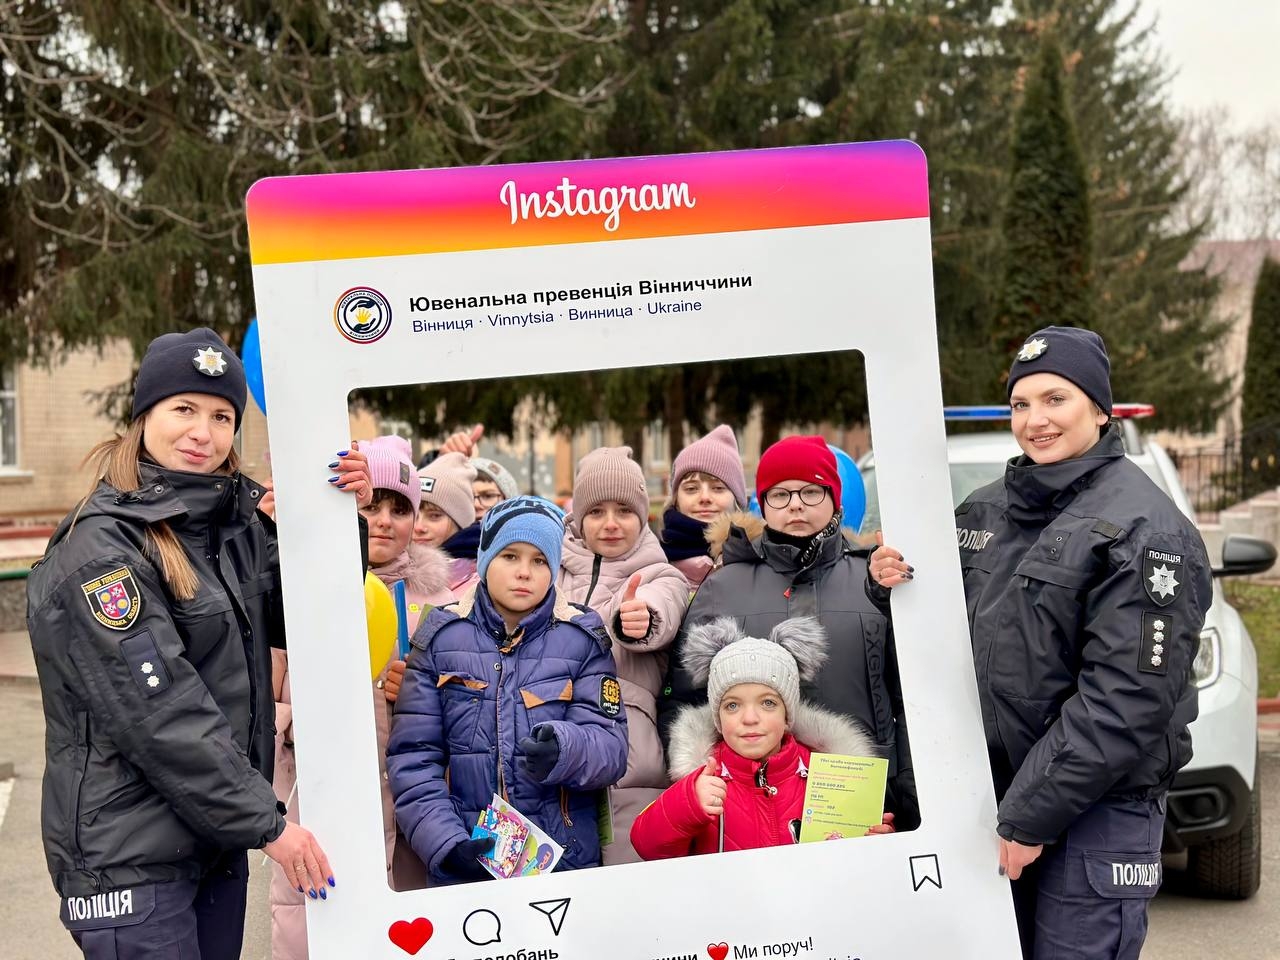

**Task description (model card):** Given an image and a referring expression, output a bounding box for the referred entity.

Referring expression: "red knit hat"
[755,435,841,508]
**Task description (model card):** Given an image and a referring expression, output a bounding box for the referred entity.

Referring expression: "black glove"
[442,837,494,882]
[518,724,560,782]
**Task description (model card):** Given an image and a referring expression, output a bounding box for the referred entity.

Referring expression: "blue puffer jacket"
[387,583,628,882]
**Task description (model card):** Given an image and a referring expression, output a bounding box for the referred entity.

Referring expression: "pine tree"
[995,35,1094,366]
[1240,258,1280,497]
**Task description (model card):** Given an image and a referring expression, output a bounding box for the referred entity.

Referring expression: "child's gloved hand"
[618,574,652,639]
[518,724,560,782]
[442,836,495,881]
[694,756,727,818]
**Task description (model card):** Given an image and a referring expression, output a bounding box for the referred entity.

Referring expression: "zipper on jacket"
[71,710,91,871]
[584,554,604,610]
[494,655,508,801]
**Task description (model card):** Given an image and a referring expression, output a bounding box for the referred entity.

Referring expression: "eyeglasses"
[474,491,503,506]
[763,484,830,510]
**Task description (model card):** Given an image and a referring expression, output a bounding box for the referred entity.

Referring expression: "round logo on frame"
[333,286,393,344]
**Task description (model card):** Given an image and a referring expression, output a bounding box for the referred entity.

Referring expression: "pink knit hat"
[670,425,748,508]
[572,446,649,530]
[361,435,421,514]
[417,452,477,531]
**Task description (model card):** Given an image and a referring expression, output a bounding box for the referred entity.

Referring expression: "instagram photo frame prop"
[246,142,1020,960]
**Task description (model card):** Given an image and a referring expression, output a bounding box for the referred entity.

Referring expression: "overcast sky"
[1147,0,1280,128]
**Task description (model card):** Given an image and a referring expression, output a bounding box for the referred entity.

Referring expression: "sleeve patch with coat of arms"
[80,566,142,630]
[600,676,622,717]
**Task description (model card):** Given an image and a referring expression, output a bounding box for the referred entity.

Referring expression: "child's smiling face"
[718,683,788,761]
[581,500,643,558]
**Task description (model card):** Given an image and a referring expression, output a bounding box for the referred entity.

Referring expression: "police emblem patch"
[1142,547,1183,607]
[599,675,622,718]
[1016,337,1048,362]
[80,566,142,630]
[192,346,228,376]
[1139,612,1172,676]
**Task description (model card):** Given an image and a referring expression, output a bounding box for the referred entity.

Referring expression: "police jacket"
[956,428,1210,845]
[387,584,628,881]
[658,512,918,829]
[26,464,286,897]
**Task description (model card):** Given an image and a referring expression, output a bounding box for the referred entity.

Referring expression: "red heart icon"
[707,943,730,960]
[388,917,434,955]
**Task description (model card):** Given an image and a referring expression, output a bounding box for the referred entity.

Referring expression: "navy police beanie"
[1006,325,1112,415]
[477,495,566,582]
[132,327,247,428]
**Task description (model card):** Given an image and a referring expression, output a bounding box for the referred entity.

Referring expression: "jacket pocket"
[519,678,574,714]
[438,673,488,751]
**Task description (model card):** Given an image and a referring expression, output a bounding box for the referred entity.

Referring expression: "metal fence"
[1167,419,1280,521]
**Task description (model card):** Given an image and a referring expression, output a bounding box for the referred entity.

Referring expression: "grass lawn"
[1223,580,1280,699]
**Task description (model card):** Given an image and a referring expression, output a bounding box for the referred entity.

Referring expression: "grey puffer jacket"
[26,465,285,897]
[658,512,918,830]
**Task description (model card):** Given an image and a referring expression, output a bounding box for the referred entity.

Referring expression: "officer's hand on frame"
[262,821,335,900]
[258,478,276,521]
[329,441,373,508]
[998,836,1043,880]
[869,531,914,589]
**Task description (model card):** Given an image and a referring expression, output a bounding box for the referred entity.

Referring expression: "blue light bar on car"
[943,403,1155,421]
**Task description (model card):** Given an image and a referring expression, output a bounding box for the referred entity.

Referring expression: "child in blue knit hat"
[387,496,629,883]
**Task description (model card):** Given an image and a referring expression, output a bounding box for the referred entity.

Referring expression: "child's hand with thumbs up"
[694,756,727,818]
[618,573,652,639]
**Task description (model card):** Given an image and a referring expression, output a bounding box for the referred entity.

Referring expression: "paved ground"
[1,630,1276,958]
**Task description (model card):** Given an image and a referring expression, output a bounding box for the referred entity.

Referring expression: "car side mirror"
[1211,534,1278,579]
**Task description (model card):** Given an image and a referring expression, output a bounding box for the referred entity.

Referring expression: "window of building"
[0,365,17,469]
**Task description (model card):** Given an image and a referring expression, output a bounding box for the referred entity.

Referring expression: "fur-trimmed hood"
[666,700,877,781]
[450,581,581,624]
[374,541,451,598]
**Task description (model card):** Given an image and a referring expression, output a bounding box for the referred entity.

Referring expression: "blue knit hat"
[477,495,566,580]
[1007,325,1112,415]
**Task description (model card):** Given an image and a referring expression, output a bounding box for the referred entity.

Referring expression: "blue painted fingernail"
[308,888,318,899]
[328,876,336,887]
[297,885,304,893]
[337,483,348,489]
[327,476,339,483]
[907,565,916,572]
[319,888,327,900]
[336,450,349,457]
[327,461,339,469]
[998,866,1006,877]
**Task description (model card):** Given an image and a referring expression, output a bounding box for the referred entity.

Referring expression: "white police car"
[857,404,1276,899]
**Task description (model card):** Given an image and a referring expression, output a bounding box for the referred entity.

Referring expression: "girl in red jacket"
[631,618,891,858]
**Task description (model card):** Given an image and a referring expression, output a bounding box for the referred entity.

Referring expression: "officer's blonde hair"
[69,417,240,601]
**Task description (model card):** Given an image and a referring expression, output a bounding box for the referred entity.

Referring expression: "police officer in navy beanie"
[1006,325,1112,417]
[871,324,1212,959]
[133,327,248,427]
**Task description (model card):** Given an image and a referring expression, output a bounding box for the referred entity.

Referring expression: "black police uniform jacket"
[26,464,286,897]
[955,427,1211,846]
[658,511,918,829]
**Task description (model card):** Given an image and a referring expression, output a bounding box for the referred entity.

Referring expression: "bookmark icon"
[910,854,943,891]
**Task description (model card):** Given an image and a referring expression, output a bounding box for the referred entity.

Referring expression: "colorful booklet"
[470,794,565,878]
[798,753,889,843]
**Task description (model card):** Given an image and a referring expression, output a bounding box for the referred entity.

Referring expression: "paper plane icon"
[528,898,571,936]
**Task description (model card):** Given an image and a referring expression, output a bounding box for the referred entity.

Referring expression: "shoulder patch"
[599,675,622,717]
[120,629,172,696]
[1138,612,1172,676]
[80,566,142,630]
[1142,547,1183,607]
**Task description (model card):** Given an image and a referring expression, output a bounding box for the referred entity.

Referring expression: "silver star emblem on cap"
[193,347,228,376]
[1016,337,1048,362]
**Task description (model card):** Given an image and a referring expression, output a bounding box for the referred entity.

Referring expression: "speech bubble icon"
[462,908,502,946]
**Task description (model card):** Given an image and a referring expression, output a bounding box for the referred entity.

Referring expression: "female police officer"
[26,328,363,959]
[871,326,1211,959]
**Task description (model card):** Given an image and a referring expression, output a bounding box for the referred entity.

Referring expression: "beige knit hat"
[417,452,477,531]
[572,446,649,529]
